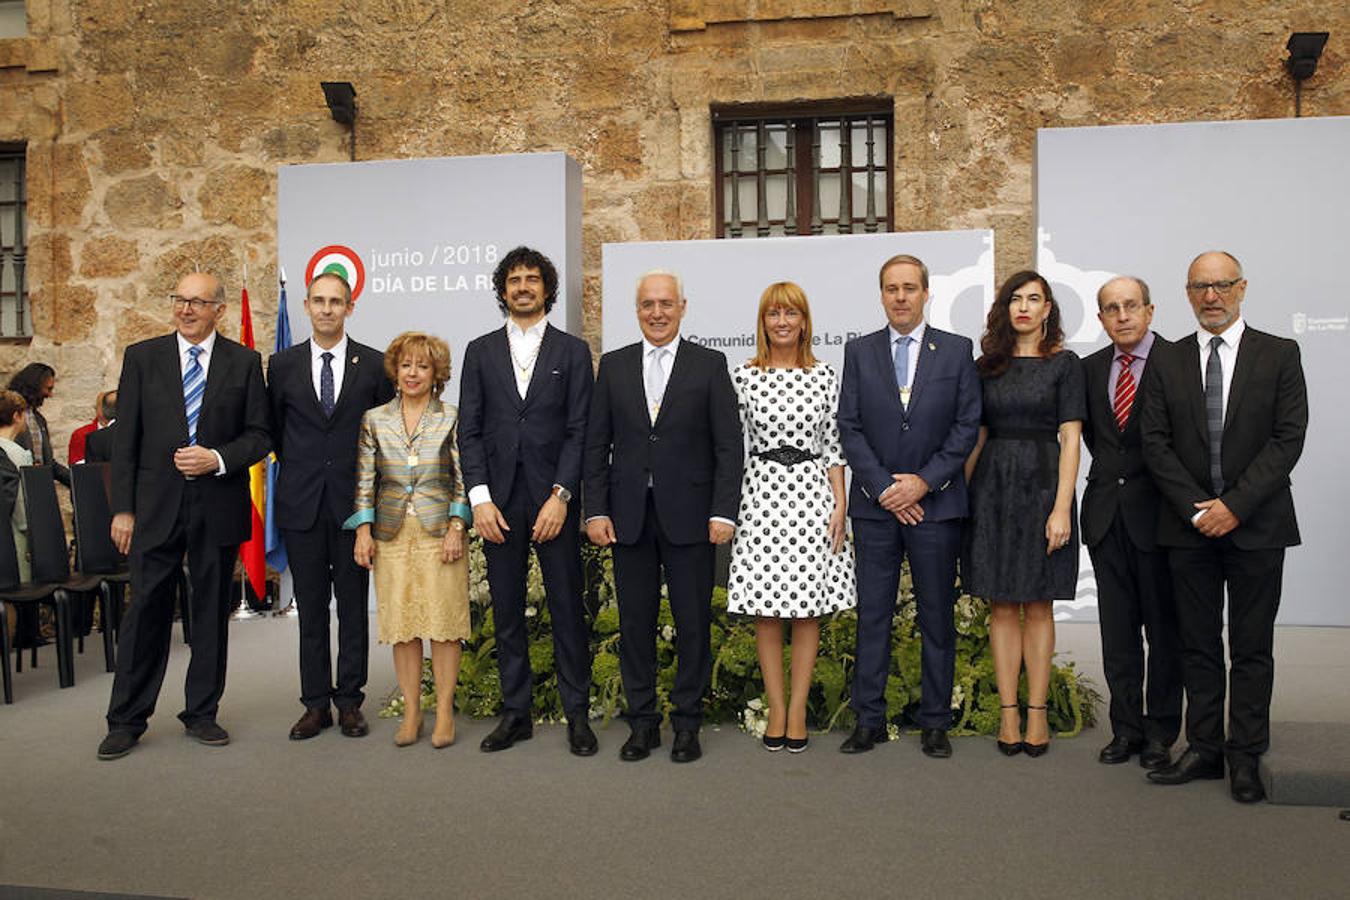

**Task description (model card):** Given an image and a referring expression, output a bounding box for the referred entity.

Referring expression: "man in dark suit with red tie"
[98,272,271,760]
[1142,251,1308,803]
[584,270,743,763]
[458,247,597,756]
[268,272,394,741]
[1081,276,1181,770]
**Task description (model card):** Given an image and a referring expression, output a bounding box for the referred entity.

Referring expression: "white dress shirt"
[642,333,680,420]
[176,330,226,475]
[310,333,349,404]
[1196,317,1245,423]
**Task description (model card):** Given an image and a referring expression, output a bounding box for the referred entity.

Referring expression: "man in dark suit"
[1142,251,1307,803]
[458,246,596,756]
[97,272,271,760]
[1081,275,1181,770]
[584,270,743,763]
[268,272,394,741]
[837,254,981,758]
[82,391,118,464]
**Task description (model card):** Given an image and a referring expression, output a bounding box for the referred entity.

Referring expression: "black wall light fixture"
[1285,33,1329,117]
[321,81,358,161]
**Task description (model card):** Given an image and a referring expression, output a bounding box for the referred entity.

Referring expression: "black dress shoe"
[997,738,1023,756]
[670,729,702,763]
[97,731,139,761]
[1139,740,1172,770]
[762,733,787,752]
[839,724,888,754]
[338,707,369,738]
[567,717,598,757]
[289,707,333,741]
[1147,748,1224,785]
[1098,736,1144,764]
[185,721,230,746]
[479,715,533,752]
[785,735,808,753]
[921,728,952,758]
[620,726,661,761]
[1230,761,1266,804]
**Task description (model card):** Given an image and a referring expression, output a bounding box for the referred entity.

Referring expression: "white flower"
[950,685,965,709]
[524,607,537,618]
[747,697,763,711]
[886,723,900,741]
[660,624,675,641]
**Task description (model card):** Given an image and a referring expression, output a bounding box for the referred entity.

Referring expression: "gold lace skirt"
[372,515,470,644]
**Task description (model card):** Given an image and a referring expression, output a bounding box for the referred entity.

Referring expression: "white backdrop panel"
[277,152,582,402]
[1037,116,1350,626]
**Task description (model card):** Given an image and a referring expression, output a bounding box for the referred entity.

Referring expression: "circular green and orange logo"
[305,245,366,305]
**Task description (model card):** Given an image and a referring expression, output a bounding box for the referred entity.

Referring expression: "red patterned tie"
[1113,353,1136,431]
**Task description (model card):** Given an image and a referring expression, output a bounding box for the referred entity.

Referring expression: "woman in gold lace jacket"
[346,332,472,749]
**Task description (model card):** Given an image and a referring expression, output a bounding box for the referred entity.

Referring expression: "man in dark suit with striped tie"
[97,272,271,760]
[1080,276,1180,770]
[1142,251,1308,803]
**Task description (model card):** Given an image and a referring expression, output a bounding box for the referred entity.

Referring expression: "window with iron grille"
[0,144,30,339]
[714,105,893,239]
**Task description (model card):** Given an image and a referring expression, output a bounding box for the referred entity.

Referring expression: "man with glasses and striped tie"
[98,272,271,761]
[1142,251,1308,804]
[1080,276,1181,772]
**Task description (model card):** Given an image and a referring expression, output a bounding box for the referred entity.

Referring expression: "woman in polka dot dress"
[727,282,857,752]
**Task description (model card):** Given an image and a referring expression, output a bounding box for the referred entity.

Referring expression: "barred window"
[714,104,893,238]
[0,144,29,339]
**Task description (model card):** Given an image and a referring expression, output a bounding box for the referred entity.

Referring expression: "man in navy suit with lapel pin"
[1080,276,1181,770]
[1142,251,1307,803]
[584,270,743,763]
[837,254,981,757]
[98,271,271,760]
[267,272,394,741]
[458,247,598,756]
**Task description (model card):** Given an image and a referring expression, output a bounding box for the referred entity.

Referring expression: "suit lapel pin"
[351,355,359,365]
[928,342,936,351]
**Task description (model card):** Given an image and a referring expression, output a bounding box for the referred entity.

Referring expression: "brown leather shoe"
[338,707,369,738]
[289,707,333,741]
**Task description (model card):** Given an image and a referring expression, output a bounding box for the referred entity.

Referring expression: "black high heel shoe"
[762,733,787,752]
[997,703,1023,756]
[1022,704,1050,757]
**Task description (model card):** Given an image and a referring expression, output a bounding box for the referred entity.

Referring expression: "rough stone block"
[103,174,183,230]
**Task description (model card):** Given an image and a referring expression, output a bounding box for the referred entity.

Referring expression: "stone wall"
[0,0,1344,452]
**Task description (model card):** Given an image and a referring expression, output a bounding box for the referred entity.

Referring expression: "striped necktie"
[183,345,205,445]
[1205,335,1224,495]
[1113,353,1136,431]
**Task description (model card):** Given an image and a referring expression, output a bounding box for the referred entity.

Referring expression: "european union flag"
[264,271,293,573]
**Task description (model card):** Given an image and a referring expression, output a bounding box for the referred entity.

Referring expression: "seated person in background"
[69,390,115,466]
[0,389,33,582]
[7,362,69,487]
[82,391,119,465]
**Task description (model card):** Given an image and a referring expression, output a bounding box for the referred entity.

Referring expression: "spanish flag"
[239,285,267,602]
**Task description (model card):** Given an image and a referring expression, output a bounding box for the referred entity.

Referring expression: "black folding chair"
[22,466,107,688]
[0,507,69,702]
[71,463,128,671]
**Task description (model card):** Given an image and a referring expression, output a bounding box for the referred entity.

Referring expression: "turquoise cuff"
[342,508,375,530]
[448,502,474,529]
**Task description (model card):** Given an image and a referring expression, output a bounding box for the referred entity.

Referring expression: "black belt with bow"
[750,446,820,467]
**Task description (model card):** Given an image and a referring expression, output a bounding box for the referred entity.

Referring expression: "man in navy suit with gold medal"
[837,254,981,758]
[459,247,597,756]
[268,272,394,741]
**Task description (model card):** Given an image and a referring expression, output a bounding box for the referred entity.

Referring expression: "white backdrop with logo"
[276,152,583,401]
[1036,115,1349,626]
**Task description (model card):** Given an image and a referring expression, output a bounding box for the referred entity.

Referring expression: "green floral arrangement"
[380,536,1100,737]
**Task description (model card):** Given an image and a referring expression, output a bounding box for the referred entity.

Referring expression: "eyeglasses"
[170,294,223,311]
[1185,279,1243,295]
[1099,300,1146,318]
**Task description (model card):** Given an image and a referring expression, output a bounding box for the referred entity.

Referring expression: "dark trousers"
[1167,540,1284,763]
[283,511,369,711]
[107,483,235,735]
[612,491,714,731]
[1087,511,1182,745]
[851,516,961,730]
[483,472,591,718]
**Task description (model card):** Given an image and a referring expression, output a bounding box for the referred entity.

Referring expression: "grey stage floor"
[2,618,1348,899]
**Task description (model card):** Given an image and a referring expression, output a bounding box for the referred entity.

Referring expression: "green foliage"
[380,535,1101,736]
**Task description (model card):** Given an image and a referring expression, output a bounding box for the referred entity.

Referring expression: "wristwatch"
[552,485,573,503]
[449,518,466,532]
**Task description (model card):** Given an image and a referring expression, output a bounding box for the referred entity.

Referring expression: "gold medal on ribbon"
[407,453,419,467]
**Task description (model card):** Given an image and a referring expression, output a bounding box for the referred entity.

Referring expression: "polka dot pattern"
[726,362,857,618]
